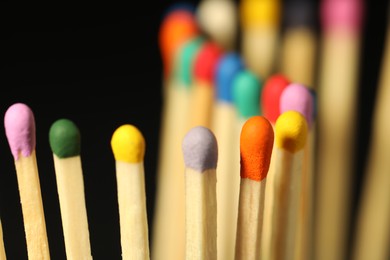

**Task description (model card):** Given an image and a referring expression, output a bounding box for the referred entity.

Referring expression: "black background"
[1,0,389,259]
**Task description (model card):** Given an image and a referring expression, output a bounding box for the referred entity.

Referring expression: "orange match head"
[159,10,199,79]
[240,115,274,181]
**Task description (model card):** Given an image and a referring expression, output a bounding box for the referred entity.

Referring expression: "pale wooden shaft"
[188,81,215,129]
[0,219,6,260]
[116,161,150,260]
[53,155,92,260]
[242,27,279,78]
[152,84,190,260]
[268,149,303,260]
[235,179,266,260]
[185,168,217,260]
[352,27,390,260]
[15,151,50,260]
[280,27,317,87]
[315,31,361,260]
[212,103,240,260]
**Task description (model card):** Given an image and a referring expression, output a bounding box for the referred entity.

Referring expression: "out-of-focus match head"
[284,0,316,29]
[163,1,196,17]
[182,126,218,172]
[321,0,364,33]
[280,83,314,128]
[215,52,245,103]
[240,116,274,181]
[196,0,238,50]
[159,9,199,79]
[240,0,281,28]
[261,73,290,124]
[275,111,308,153]
[111,124,145,163]
[174,36,205,87]
[193,41,224,84]
[4,103,36,160]
[49,119,81,158]
[232,69,262,119]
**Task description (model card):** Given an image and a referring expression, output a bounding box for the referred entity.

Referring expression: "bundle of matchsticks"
[1,0,389,260]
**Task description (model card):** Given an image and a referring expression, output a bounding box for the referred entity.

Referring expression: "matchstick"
[211,52,244,260]
[258,73,290,259]
[182,126,218,260]
[267,110,308,260]
[0,219,6,260]
[188,41,223,129]
[111,124,150,260]
[4,103,50,260]
[352,6,390,260]
[49,119,92,260]
[234,115,274,260]
[152,36,204,260]
[279,0,317,87]
[315,0,364,259]
[279,83,315,260]
[240,0,281,78]
[196,0,238,51]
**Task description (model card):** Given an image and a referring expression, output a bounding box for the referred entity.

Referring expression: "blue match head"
[162,2,196,18]
[215,52,245,103]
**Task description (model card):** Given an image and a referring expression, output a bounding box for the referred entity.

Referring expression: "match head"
[215,52,245,103]
[261,73,290,124]
[321,0,364,33]
[159,9,199,78]
[232,69,262,119]
[240,0,281,28]
[182,126,218,172]
[49,119,81,158]
[4,103,36,160]
[111,124,145,163]
[284,0,316,28]
[240,116,274,181]
[280,83,314,128]
[174,36,205,87]
[163,2,196,17]
[196,0,238,50]
[275,111,308,153]
[193,41,224,84]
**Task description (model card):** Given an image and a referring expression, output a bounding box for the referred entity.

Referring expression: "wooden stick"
[352,9,390,260]
[111,124,150,260]
[234,116,274,260]
[182,126,218,260]
[240,0,281,78]
[153,36,204,260]
[314,1,364,259]
[279,0,317,87]
[211,53,244,260]
[0,219,6,260]
[267,111,308,260]
[188,41,223,129]
[49,119,92,260]
[4,103,50,260]
[279,83,315,260]
[259,73,290,260]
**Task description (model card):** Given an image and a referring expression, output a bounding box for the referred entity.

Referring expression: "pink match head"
[321,0,364,33]
[4,103,36,160]
[280,83,314,128]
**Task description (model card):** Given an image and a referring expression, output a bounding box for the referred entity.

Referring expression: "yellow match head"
[111,124,145,163]
[275,111,308,153]
[240,0,281,28]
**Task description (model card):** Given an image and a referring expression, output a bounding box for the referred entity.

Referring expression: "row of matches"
[1,95,310,260]
[152,2,316,260]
